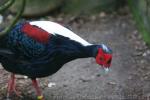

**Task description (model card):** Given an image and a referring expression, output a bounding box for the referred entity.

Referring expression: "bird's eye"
[107,58,112,64]
[100,57,104,61]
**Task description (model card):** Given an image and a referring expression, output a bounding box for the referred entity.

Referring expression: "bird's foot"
[7,86,23,99]
[7,84,23,100]
[32,79,44,100]
[13,84,22,97]
[7,74,23,99]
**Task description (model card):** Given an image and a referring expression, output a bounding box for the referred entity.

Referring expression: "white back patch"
[30,21,92,46]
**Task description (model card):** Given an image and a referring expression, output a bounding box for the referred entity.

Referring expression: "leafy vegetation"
[128,0,150,45]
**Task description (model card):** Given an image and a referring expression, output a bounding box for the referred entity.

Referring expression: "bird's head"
[95,44,112,73]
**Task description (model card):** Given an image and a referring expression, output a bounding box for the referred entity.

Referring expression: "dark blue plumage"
[0,22,97,78]
[0,21,112,99]
[7,22,48,59]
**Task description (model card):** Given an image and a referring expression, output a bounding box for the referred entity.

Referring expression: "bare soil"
[0,12,150,100]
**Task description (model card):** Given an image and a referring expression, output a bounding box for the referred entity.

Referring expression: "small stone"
[133,52,143,56]
[91,15,96,21]
[99,12,106,18]
[24,76,28,79]
[57,17,63,22]
[147,50,150,54]
[47,16,55,21]
[27,90,32,94]
[80,76,91,82]
[48,82,56,88]
[96,74,101,77]
[7,15,13,20]
[121,23,126,28]
[42,80,49,87]
[142,52,147,57]
[141,65,145,69]
[135,46,144,51]
[107,81,117,85]
[144,76,148,80]
[142,50,150,57]
[145,72,150,76]
[140,60,145,64]
[63,84,68,87]
[141,41,147,47]
[137,34,142,40]
[16,75,27,79]
[133,30,138,35]
[18,80,26,84]
[128,76,132,80]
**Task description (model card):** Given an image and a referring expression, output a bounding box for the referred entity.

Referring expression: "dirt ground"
[0,11,150,100]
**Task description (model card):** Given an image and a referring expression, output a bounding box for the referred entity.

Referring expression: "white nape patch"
[101,44,109,52]
[30,21,92,46]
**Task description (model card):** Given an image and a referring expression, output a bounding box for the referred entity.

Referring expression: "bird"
[0,21,112,100]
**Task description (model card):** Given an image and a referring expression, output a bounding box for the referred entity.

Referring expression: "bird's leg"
[7,73,22,99]
[32,79,44,100]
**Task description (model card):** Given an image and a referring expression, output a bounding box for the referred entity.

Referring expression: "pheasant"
[0,21,112,100]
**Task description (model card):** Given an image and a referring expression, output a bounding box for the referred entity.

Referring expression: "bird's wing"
[0,49,14,55]
[21,22,50,44]
[30,21,92,46]
[0,48,33,65]
[0,49,17,62]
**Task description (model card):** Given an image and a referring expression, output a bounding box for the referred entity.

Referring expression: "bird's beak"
[100,66,110,75]
[104,67,109,74]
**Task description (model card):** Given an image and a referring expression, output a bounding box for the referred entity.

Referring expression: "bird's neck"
[79,44,98,58]
[61,44,98,63]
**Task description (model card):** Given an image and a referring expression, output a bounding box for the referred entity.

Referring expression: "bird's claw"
[6,89,23,99]
[13,88,22,98]
[7,74,23,99]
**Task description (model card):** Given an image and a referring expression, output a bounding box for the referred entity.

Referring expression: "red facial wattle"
[96,48,112,68]
[96,48,104,66]
[103,53,112,67]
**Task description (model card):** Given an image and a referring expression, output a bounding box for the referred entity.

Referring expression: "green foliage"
[128,0,150,45]
[0,0,15,13]
[0,0,25,37]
